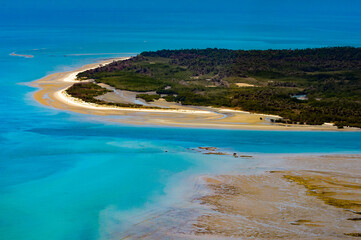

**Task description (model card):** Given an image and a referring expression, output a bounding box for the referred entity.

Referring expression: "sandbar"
[10,52,34,58]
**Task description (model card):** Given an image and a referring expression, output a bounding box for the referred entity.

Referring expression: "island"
[32,47,361,130]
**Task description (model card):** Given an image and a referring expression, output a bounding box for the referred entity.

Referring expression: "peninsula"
[32,47,361,130]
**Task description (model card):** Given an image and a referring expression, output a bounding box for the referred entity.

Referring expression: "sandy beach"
[30,58,358,131]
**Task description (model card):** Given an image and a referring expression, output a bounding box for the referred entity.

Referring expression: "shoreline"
[57,88,213,114]
[31,57,216,114]
[114,153,361,239]
[30,58,360,131]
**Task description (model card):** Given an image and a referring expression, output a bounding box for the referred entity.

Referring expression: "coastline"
[31,57,217,114]
[114,153,361,239]
[30,58,359,131]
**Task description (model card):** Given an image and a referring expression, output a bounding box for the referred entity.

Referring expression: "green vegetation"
[136,94,160,102]
[84,72,163,91]
[65,82,160,109]
[66,82,110,103]
[76,47,361,128]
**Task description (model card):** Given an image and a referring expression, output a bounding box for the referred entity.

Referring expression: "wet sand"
[193,154,361,239]
[115,154,361,239]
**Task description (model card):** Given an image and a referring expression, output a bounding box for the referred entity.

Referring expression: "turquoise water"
[1,7,361,240]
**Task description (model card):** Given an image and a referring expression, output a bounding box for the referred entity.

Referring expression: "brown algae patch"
[283,174,361,212]
[192,147,253,158]
[289,219,323,227]
[203,152,230,155]
[344,233,361,237]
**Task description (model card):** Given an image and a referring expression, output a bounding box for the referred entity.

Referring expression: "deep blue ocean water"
[1,8,361,240]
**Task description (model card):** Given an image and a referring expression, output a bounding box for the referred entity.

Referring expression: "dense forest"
[73,47,361,128]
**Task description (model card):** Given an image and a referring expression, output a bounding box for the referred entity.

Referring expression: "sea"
[1,8,361,240]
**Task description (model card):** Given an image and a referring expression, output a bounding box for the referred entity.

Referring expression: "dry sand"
[235,83,255,87]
